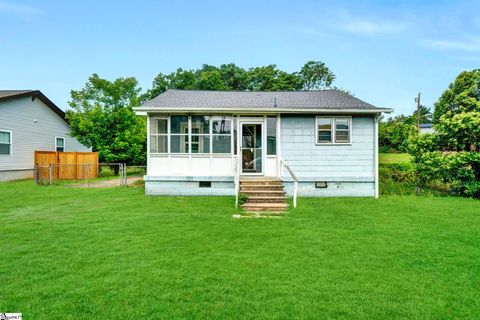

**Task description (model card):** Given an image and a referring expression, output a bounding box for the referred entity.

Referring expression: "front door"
[241,123,263,174]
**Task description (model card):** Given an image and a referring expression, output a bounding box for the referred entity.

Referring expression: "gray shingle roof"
[140,89,388,112]
[0,90,35,99]
[0,90,67,122]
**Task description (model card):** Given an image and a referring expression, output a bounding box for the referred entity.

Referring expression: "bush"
[379,162,417,195]
[410,149,480,198]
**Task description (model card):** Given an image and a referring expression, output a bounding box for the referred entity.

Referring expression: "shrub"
[379,162,417,195]
[410,149,480,198]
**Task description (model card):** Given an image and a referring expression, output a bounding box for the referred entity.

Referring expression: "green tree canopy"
[66,74,146,165]
[142,61,336,100]
[298,60,335,90]
[433,69,480,151]
[433,69,480,123]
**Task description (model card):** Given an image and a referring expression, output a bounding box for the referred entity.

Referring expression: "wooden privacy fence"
[34,151,99,180]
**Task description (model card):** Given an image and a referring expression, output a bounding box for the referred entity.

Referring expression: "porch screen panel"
[150,118,168,153]
[170,115,189,153]
[212,116,232,153]
[267,116,276,155]
[191,115,210,153]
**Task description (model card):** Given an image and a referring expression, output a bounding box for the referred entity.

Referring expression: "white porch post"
[374,114,380,198]
[146,113,150,176]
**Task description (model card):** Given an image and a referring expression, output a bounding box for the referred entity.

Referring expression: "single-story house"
[0,90,90,181]
[134,89,392,204]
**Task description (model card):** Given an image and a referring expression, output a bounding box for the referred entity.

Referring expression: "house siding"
[0,97,90,177]
[280,114,375,197]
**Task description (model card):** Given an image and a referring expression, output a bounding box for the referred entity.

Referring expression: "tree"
[379,115,417,152]
[298,60,335,90]
[141,72,169,102]
[412,105,433,124]
[144,61,337,100]
[436,112,480,151]
[433,69,480,123]
[246,65,302,91]
[433,69,480,151]
[218,63,247,90]
[196,70,226,90]
[166,68,196,90]
[66,74,146,165]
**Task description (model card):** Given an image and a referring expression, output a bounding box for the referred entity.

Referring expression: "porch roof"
[135,89,393,114]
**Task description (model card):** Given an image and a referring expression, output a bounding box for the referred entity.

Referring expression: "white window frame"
[149,116,169,154]
[0,130,12,156]
[55,136,65,152]
[190,115,211,155]
[169,115,189,154]
[315,116,352,145]
[149,115,233,155]
[211,115,232,155]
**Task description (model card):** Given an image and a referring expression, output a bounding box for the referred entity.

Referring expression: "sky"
[1,0,479,116]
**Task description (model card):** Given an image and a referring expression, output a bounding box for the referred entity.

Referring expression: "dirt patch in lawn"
[70,176,144,188]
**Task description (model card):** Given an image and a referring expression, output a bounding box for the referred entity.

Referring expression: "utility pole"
[414,92,421,131]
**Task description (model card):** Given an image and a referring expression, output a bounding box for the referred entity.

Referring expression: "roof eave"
[134,107,394,114]
[0,90,67,123]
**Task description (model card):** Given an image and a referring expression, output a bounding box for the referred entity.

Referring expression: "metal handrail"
[280,159,298,208]
[234,159,240,208]
[233,159,240,208]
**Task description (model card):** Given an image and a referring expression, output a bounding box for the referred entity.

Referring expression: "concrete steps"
[240,178,288,213]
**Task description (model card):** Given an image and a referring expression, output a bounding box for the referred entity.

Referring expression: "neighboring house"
[134,89,393,200]
[0,90,90,181]
[419,123,434,134]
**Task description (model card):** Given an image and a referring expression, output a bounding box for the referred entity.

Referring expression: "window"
[212,116,231,153]
[170,115,189,153]
[149,115,233,155]
[267,116,276,155]
[55,137,65,152]
[0,130,11,155]
[191,116,210,153]
[150,118,168,153]
[316,116,351,144]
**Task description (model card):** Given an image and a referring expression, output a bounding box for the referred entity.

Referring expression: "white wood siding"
[0,97,90,171]
[280,115,374,179]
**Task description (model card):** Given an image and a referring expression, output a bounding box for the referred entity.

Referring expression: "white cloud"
[421,37,480,51]
[0,1,43,16]
[336,19,406,36]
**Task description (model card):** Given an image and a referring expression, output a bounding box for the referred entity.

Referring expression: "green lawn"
[1,181,479,319]
[380,153,412,164]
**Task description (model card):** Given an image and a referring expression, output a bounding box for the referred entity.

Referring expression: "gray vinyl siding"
[280,115,374,180]
[0,97,90,171]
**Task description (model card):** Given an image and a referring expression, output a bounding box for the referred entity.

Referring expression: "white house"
[135,90,392,210]
[0,90,90,181]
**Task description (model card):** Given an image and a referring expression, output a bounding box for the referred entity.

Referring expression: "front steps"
[239,178,288,213]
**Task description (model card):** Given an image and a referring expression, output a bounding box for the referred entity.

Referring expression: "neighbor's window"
[267,116,276,155]
[150,117,168,153]
[170,115,189,153]
[316,116,351,144]
[212,116,232,153]
[0,130,11,155]
[55,137,65,152]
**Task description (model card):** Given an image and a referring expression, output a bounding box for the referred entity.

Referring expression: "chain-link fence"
[34,163,129,187]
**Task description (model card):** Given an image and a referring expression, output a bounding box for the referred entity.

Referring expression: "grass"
[1,181,479,319]
[379,153,412,164]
